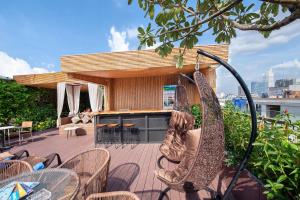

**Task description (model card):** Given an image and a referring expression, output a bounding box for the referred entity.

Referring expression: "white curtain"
[88,83,104,112]
[57,82,66,127]
[66,84,81,116]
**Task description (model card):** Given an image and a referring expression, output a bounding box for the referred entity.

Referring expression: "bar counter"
[94,110,171,144]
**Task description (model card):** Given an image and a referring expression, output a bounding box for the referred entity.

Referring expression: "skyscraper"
[264,69,275,88]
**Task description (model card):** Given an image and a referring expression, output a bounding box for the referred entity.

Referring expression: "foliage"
[191,104,202,128]
[0,80,57,131]
[223,102,300,200]
[34,118,56,131]
[129,0,300,67]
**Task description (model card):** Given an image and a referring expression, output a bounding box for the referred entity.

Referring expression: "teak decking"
[11,129,265,200]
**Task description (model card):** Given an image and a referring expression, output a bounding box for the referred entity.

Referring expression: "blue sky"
[0,0,299,94]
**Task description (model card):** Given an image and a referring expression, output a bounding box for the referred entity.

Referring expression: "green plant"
[223,102,300,200]
[191,104,202,128]
[129,0,300,67]
[33,118,56,131]
[0,80,57,131]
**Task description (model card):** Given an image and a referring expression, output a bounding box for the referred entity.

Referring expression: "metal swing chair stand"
[158,49,258,200]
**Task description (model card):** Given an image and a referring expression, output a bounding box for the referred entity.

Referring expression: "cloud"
[108,26,130,52]
[0,51,50,78]
[108,26,141,52]
[271,59,300,69]
[126,27,138,39]
[230,18,300,55]
[270,59,300,79]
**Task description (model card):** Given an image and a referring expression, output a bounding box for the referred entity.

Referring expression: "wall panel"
[111,74,203,110]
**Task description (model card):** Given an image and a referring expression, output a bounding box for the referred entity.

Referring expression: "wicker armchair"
[86,192,140,200]
[0,160,33,180]
[59,148,111,199]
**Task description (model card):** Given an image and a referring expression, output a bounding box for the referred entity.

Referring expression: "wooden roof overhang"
[13,44,228,89]
[13,72,109,90]
[60,44,228,74]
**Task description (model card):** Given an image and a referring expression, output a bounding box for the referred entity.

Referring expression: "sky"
[0,0,299,94]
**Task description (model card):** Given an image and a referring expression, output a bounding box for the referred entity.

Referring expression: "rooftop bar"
[94,110,172,144]
[13,45,229,144]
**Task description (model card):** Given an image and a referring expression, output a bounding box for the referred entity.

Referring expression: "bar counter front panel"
[94,110,171,143]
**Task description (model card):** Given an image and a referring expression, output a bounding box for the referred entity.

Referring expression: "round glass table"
[0,168,79,200]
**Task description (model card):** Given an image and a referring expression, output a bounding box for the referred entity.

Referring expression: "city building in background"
[254,98,300,121]
[264,69,275,88]
[238,86,246,97]
[251,81,268,97]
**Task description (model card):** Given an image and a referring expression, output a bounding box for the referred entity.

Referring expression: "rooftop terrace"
[10,129,265,200]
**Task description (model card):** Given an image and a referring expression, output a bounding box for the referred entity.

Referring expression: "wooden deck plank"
[9,129,265,200]
[141,144,158,200]
[134,144,154,199]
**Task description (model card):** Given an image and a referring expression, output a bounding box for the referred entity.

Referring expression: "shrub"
[191,104,202,128]
[223,102,300,200]
[0,80,57,131]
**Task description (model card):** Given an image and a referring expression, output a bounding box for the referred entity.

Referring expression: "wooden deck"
[10,129,266,200]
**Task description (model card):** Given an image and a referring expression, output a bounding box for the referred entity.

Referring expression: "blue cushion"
[33,162,45,171]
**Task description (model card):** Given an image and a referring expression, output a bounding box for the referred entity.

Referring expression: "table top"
[64,127,79,131]
[0,168,79,200]
[0,126,15,130]
[94,109,172,115]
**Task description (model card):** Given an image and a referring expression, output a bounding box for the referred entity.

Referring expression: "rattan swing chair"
[156,49,258,200]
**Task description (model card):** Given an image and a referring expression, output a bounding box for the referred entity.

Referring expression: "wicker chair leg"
[158,187,170,200]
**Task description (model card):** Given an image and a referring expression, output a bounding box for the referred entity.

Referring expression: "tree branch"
[261,0,300,6]
[223,8,300,31]
[158,0,242,36]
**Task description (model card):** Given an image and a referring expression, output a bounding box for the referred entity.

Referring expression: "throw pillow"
[82,114,92,124]
[33,162,45,171]
[71,115,81,124]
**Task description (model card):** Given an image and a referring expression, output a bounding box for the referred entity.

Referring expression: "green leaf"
[277,175,287,183]
[149,5,155,19]
[138,27,145,34]
[175,54,184,69]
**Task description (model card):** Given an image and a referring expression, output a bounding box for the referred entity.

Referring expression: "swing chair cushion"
[159,111,195,162]
[156,128,201,183]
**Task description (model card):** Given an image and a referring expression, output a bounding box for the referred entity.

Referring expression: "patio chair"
[1,149,62,169]
[155,70,225,199]
[86,191,140,200]
[59,148,111,199]
[0,160,33,180]
[19,121,33,142]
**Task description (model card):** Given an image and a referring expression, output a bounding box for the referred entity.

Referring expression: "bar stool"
[95,123,107,146]
[106,123,120,148]
[123,123,135,148]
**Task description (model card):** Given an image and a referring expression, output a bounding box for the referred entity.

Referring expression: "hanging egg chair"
[155,49,258,200]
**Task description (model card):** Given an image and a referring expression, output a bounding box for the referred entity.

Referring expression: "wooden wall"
[107,68,216,111]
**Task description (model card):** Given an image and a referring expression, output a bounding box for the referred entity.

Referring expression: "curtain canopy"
[66,84,81,116]
[88,83,104,112]
[57,82,104,126]
[57,82,66,126]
